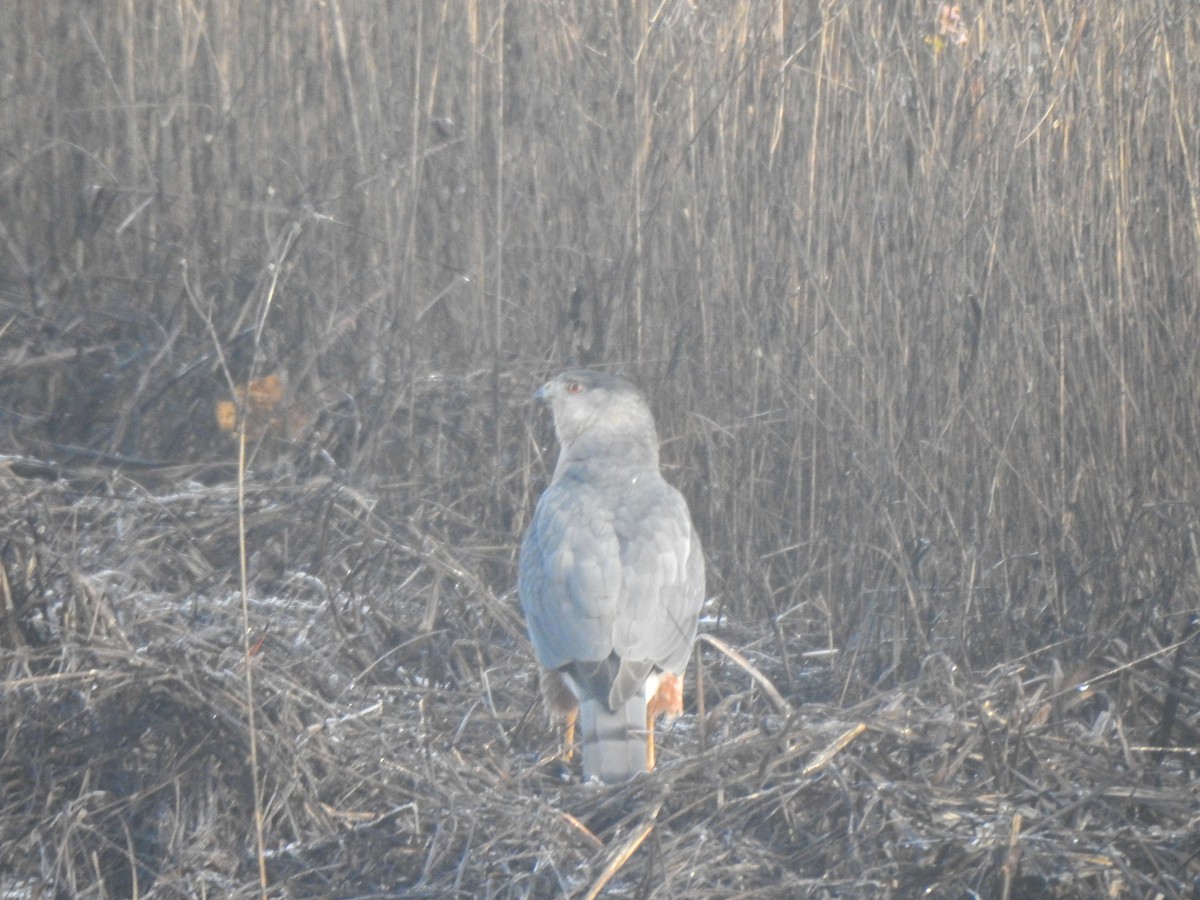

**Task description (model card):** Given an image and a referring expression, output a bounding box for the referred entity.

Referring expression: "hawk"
[519,370,705,783]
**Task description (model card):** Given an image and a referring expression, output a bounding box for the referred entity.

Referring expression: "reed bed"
[2,0,1198,895]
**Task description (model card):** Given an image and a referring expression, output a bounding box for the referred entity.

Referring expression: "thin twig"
[581,801,663,900]
[698,633,793,715]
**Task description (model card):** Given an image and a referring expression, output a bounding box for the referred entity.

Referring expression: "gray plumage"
[519,370,705,783]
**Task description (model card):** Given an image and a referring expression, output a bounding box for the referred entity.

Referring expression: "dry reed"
[1,0,1198,895]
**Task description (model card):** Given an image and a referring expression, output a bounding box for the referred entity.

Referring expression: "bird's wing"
[518,479,623,670]
[612,480,705,676]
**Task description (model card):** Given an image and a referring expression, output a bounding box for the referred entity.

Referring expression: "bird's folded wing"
[519,481,622,669]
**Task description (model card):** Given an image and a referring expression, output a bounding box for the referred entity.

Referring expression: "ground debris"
[1,471,1196,897]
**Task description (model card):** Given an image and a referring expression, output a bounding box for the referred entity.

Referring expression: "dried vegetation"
[1,1,1199,896]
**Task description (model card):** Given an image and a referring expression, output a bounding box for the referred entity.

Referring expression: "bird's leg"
[563,707,578,762]
[540,670,580,765]
[645,672,684,771]
[645,710,656,771]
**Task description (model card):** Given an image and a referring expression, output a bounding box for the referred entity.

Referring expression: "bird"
[518,370,706,783]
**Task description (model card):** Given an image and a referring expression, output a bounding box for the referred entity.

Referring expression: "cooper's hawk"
[519,370,705,783]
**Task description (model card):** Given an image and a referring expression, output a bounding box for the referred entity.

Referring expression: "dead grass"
[1,0,1199,895]
[2,450,1197,897]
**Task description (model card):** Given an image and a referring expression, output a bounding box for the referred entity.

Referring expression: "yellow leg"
[541,670,580,764]
[563,707,578,762]
[644,672,683,772]
[645,707,656,771]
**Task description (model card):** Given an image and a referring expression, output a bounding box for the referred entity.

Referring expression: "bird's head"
[535,370,660,465]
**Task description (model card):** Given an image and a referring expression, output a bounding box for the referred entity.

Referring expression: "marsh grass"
[1,1,1198,895]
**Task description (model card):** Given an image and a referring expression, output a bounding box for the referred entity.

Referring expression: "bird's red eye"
[567,381,583,394]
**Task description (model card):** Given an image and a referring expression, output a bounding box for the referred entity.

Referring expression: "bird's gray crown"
[535,370,661,472]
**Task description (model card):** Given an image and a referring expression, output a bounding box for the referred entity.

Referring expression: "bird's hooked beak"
[534,381,551,403]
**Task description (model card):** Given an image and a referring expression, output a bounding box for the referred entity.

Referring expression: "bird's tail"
[578,694,648,784]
